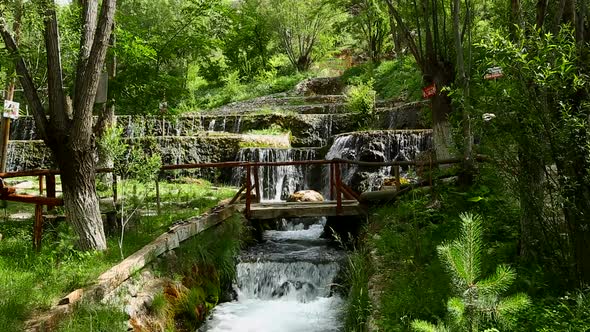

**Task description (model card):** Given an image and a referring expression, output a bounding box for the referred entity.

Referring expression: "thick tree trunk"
[430,64,455,160]
[54,142,106,250]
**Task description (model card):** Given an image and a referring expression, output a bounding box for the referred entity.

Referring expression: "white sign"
[3,100,20,120]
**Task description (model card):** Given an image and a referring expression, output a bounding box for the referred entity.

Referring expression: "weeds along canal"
[200,216,346,332]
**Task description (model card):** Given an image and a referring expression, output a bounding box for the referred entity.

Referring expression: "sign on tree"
[3,100,20,119]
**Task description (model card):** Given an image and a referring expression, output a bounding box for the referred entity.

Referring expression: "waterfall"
[236,261,339,302]
[325,130,433,192]
[233,148,319,202]
[208,119,216,132]
[201,217,344,332]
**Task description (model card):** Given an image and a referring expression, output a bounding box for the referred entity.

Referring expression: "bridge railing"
[0,155,487,250]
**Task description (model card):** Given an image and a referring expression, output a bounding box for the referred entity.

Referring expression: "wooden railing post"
[335,162,342,214]
[253,164,261,203]
[46,174,56,211]
[38,175,44,195]
[330,163,335,200]
[245,165,252,217]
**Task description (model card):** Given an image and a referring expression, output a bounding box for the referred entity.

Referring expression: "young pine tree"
[412,213,530,332]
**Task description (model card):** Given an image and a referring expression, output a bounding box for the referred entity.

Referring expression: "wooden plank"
[248,202,363,219]
[0,193,63,206]
[229,184,246,205]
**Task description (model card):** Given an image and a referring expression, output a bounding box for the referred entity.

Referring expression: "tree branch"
[0,15,48,141]
[385,0,425,71]
[75,0,98,103]
[41,2,68,131]
[72,0,116,143]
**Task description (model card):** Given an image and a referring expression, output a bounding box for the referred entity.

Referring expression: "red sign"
[422,83,437,99]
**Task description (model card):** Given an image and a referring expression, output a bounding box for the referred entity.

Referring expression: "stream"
[200,217,345,332]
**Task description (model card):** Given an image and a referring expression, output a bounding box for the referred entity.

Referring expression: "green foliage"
[155,214,247,330]
[0,175,235,330]
[346,80,376,128]
[246,124,289,136]
[342,58,423,101]
[189,72,306,110]
[469,26,590,284]
[516,288,590,331]
[113,0,228,114]
[260,0,346,71]
[343,248,373,331]
[413,213,530,332]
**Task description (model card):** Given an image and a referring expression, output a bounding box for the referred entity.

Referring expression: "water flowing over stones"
[325,130,433,193]
[233,148,320,201]
[201,218,344,332]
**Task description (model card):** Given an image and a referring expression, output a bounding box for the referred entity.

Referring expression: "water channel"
[200,217,345,332]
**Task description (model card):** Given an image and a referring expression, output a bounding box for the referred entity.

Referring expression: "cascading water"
[201,217,344,332]
[233,148,319,201]
[325,130,433,193]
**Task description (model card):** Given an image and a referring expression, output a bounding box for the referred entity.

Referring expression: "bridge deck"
[244,200,364,219]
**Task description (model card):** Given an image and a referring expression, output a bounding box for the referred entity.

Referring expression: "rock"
[294,77,345,96]
[0,233,2,241]
[287,190,324,202]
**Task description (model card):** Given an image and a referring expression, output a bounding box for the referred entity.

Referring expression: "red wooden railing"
[0,155,486,250]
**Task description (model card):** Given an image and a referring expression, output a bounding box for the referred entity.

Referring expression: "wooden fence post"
[38,175,44,195]
[330,163,335,201]
[46,174,56,211]
[245,165,252,217]
[335,162,342,214]
[253,164,261,203]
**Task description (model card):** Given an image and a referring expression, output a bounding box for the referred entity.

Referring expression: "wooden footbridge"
[0,155,483,250]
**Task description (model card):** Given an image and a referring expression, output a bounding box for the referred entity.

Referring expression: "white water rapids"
[200,218,344,332]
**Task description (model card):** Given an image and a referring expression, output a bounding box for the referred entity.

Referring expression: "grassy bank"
[0,178,236,331]
[56,213,248,331]
[342,167,590,331]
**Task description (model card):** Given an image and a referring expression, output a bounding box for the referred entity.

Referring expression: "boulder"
[287,190,324,202]
[294,77,345,96]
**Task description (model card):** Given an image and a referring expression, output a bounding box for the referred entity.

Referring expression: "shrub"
[412,213,530,332]
[345,80,376,128]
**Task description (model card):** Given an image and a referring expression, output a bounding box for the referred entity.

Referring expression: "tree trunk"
[430,64,455,160]
[55,142,107,250]
[517,152,545,261]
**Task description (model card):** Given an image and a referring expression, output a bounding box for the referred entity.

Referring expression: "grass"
[54,213,247,332]
[0,178,236,331]
[343,247,373,332]
[245,124,290,136]
[184,73,309,111]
